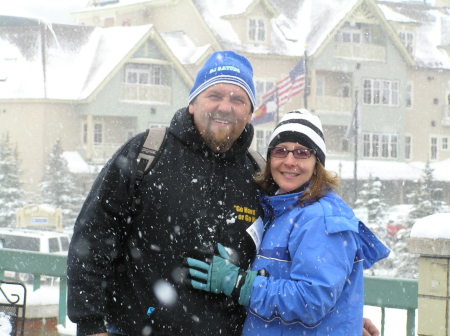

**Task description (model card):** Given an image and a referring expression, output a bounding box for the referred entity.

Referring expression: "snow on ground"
[364,306,418,336]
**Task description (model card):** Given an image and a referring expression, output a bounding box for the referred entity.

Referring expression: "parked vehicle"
[0,227,70,282]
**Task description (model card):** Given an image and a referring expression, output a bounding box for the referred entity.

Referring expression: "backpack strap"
[137,127,168,176]
[131,127,168,214]
[247,148,266,173]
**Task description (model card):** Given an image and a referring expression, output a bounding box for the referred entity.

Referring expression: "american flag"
[261,58,306,108]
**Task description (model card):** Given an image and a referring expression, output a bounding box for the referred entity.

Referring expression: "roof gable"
[312,0,415,65]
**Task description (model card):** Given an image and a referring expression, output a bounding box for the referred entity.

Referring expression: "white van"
[0,227,70,254]
[0,227,70,282]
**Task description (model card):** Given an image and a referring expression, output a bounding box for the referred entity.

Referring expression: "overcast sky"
[0,0,87,24]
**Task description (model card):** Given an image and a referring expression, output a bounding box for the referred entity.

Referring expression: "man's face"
[188,83,252,152]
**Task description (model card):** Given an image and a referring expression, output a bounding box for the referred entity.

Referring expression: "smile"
[211,117,234,125]
[282,172,299,177]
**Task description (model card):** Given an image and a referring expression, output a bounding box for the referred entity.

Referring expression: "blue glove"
[185,244,259,306]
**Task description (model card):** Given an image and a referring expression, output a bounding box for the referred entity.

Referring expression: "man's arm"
[67,136,141,336]
[363,317,380,336]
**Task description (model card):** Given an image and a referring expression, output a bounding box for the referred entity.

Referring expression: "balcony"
[335,43,386,62]
[120,83,172,105]
[316,95,352,113]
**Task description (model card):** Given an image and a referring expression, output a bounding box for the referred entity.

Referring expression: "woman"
[185,109,389,335]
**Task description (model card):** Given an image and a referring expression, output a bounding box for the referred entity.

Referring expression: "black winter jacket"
[67,108,262,336]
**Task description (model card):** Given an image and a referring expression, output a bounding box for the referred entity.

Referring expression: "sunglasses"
[270,146,316,159]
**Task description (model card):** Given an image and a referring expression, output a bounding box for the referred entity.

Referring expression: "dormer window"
[398,31,414,54]
[248,18,266,42]
[125,64,162,85]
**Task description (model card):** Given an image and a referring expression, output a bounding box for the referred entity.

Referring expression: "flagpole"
[275,87,280,124]
[303,49,308,109]
[353,89,359,205]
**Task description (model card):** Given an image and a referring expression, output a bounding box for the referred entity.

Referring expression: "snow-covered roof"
[160,31,211,65]
[62,151,102,174]
[378,1,450,69]
[327,158,450,182]
[0,20,154,100]
[192,0,358,57]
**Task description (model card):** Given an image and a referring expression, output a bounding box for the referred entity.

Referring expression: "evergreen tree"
[409,161,443,219]
[40,139,84,228]
[359,175,395,277]
[390,162,444,279]
[366,177,387,222]
[0,134,25,227]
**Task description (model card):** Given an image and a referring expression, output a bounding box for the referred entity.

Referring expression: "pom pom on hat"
[188,51,256,109]
[267,109,327,165]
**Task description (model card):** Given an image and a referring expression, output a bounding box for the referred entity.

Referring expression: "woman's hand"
[362,317,380,336]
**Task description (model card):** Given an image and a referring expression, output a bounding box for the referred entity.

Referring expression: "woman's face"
[270,142,317,194]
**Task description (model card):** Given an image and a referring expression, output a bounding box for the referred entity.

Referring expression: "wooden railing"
[364,276,418,336]
[0,249,418,334]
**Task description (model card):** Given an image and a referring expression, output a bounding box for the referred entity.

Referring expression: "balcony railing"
[315,95,352,112]
[335,43,386,62]
[120,83,171,104]
[0,249,418,335]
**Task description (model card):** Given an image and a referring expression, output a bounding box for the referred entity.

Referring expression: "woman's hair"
[254,158,339,202]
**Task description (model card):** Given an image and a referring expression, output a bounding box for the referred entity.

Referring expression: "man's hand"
[363,317,380,336]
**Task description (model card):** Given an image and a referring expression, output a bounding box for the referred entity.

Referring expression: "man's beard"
[202,128,234,152]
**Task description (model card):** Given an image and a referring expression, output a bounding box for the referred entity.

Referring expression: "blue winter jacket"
[242,190,389,336]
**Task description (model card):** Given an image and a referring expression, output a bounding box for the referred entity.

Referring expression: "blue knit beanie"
[188,51,256,109]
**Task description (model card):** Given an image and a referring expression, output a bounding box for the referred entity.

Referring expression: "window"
[255,80,275,107]
[316,78,324,96]
[381,135,389,158]
[82,122,103,145]
[125,64,163,85]
[372,134,379,157]
[399,31,414,53]
[390,135,398,158]
[405,135,411,160]
[362,79,399,106]
[49,238,59,253]
[363,133,398,158]
[256,129,272,155]
[430,137,438,160]
[338,30,361,43]
[406,83,412,108]
[94,123,103,145]
[442,137,448,151]
[0,235,39,251]
[248,18,265,42]
[82,123,88,144]
[341,84,350,98]
[60,237,70,251]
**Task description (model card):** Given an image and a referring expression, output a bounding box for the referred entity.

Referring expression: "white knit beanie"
[267,109,327,165]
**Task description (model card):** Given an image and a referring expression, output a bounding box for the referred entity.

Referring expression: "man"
[67,50,379,336]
